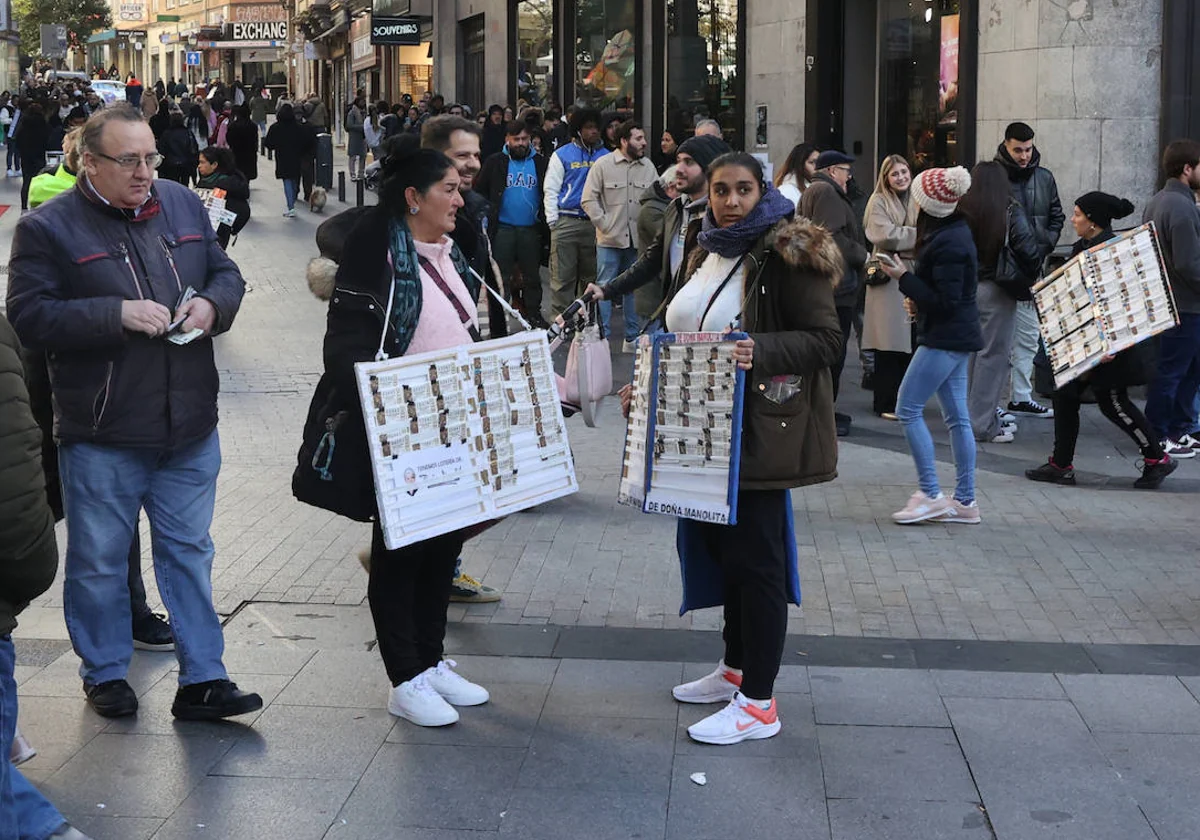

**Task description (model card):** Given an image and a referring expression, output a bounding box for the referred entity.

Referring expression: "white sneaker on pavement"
[10,726,36,765]
[935,499,982,525]
[687,692,781,745]
[672,661,743,704]
[423,659,489,706]
[892,491,952,524]
[388,672,460,726]
[1161,439,1197,459]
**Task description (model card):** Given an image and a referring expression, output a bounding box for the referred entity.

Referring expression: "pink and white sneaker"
[892,491,952,524]
[672,661,743,704]
[687,692,781,745]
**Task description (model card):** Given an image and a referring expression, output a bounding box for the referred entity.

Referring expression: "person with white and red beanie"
[878,166,983,524]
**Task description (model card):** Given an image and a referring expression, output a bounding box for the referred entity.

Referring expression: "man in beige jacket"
[581,120,657,350]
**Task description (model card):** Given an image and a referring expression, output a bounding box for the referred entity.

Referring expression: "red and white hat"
[910,166,972,218]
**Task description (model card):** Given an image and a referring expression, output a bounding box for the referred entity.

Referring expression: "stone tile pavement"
[11,617,1200,840]
[3,156,1200,651]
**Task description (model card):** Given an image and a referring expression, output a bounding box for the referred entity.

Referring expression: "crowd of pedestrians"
[2,82,1200,837]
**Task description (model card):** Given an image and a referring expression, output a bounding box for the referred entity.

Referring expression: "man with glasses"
[7,104,263,722]
[800,150,869,437]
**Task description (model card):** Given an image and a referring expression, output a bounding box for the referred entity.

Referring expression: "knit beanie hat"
[676,135,732,172]
[1075,191,1135,229]
[910,166,972,218]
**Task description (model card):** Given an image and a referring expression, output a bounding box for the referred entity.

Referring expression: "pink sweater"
[406,237,479,355]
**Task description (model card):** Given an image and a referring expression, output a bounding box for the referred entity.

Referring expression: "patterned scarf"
[385,217,479,357]
[696,184,795,258]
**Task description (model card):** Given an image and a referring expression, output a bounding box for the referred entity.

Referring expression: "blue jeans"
[1,637,66,840]
[596,246,640,341]
[58,431,228,687]
[896,346,976,504]
[1145,312,1200,441]
[282,178,299,210]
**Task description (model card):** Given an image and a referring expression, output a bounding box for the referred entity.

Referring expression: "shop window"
[516,0,554,107]
[878,0,962,171]
[665,0,741,148]
[575,0,636,114]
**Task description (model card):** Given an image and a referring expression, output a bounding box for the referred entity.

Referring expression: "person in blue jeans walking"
[878,166,983,525]
[7,104,262,723]
[0,313,91,840]
[581,120,657,350]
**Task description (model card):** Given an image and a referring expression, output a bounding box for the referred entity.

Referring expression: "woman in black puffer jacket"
[196,146,250,249]
[1025,192,1174,490]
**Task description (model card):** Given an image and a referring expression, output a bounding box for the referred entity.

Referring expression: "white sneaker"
[10,726,36,765]
[423,659,489,706]
[1162,439,1197,459]
[996,407,1017,424]
[621,340,637,353]
[672,661,743,704]
[388,672,460,726]
[989,429,1015,443]
[687,692,781,745]
[935,499,982,525]
[891,491,952,524]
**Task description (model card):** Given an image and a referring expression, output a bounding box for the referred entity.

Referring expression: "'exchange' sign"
[225,20,289,40]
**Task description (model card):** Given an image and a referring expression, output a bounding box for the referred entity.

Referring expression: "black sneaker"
[1007,400,1054,418]
[171,679,263,721]
[85,679,138,718]
[1135,456,1178,490]
[1025,461,1076,485]
[835,412,852,437]
[132,612,175,652]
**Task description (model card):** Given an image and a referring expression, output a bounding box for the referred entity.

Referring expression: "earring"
[410,206,418,215]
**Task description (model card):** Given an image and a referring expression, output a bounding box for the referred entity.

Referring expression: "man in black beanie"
[587,134,731,328]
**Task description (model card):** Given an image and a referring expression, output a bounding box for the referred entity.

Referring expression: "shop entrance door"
[461,15,485,111]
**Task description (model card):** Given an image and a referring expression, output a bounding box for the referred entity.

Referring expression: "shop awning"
[87,29,117,44]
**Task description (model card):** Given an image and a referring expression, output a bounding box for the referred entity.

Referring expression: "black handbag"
[292,372,376,522]
[863,257,890,286]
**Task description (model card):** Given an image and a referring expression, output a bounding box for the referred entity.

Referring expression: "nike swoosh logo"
[736,719,758,731]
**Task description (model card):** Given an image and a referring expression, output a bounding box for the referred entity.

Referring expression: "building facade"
[422,0,1194,213]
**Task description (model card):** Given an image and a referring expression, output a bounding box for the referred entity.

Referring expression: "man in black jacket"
[476,120,550,327]
[585,135,730,327]
[800,150,869,436]
[0,314,94,840]
[995,121,1064,419]
[7,104,262,723]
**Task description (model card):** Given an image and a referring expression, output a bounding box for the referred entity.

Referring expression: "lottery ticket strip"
[355,332,578,550]
[1034,222,1178,388]
[618,332,745,525]
[193,187,239,231]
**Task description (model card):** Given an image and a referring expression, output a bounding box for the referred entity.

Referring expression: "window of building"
[878,0,964,172]
[516,0,554,107]
[574,0,637,114]
[665,0,742,148]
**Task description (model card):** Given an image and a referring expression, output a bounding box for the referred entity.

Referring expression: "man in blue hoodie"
[476,119,550,327]
[543,108,608,315]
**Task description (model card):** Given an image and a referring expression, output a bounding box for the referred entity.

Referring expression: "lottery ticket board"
[617,332,746,525]
[1033,223,1177,388]
[193,187,238,231]
[355,332,578,550]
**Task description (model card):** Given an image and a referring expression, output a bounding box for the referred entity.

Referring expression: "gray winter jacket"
[1144,180,1200,314]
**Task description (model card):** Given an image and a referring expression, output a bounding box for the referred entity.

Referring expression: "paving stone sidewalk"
[4,161,1200,649]
[12,612,1200,840]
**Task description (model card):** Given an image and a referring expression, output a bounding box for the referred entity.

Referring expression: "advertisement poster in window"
[938,13,959,127]
[754,104,767,149]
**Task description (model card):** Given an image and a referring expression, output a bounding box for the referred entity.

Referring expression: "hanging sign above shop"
[370,15,422,45]
[223,4,289,41]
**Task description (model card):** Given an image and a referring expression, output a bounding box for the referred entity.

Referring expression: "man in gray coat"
[1143,139,1200,456]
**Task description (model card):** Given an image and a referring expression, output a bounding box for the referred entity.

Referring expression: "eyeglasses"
[94,151,163,171]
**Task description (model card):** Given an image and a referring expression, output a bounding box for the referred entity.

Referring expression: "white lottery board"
[355,332,578,550]
[192,187,238,231]
[617,332,746,525]
[1033,223,1177,388]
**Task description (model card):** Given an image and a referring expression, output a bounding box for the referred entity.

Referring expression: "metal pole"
[338,170,346,202]
[356,176,364,207]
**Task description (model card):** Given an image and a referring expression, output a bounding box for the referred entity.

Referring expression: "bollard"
[338,171,346,203]
[356,176,365,207]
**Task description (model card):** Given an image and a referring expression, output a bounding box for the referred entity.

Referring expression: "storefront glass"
[516,0,553,107]
[574,0,635,114]
[878,0,961,172]
[665,0,740,147]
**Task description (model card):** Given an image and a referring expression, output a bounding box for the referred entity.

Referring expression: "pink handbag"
[563,302,612,427]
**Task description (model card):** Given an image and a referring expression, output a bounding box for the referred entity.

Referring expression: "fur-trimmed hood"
[307,256,338,301]
[769,216,845,287]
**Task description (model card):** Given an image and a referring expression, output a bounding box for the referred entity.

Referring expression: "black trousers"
[831,304,855,402]
[694,489,789,700]
[300,156,315,200]
[20,159,43,210]
[872,351,912,415]
[1052,382,1164,467]
[367,522,463,686]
